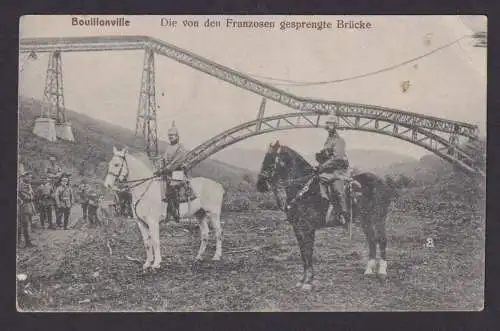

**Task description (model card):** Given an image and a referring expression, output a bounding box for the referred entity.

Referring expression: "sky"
[19,15,487,159]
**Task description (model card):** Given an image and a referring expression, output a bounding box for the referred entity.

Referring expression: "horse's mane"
[280,145,314,172]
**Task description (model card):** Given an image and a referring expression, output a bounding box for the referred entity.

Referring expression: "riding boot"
[172,194,180,223]
[325,203,336,225]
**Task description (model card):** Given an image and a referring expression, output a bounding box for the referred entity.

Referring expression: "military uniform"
[317,120,350,225]
[18,169,34,247]
[77,181,91,220]
[55,181,74,229]
[158,123,194,222]
[87,189,100,225]
[37,181,54,229]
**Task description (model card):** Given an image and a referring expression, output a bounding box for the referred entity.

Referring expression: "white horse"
[103,147,225,271]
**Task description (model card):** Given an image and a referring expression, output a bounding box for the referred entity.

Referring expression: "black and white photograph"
[17,15,486,311]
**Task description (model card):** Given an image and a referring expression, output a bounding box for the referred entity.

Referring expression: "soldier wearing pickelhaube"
[316,115,349,225]
[158,122,188,222]
[18,164,34,247]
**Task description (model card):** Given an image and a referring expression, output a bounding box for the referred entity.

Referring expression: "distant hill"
[213,146,418,174]
[18,96,256,194]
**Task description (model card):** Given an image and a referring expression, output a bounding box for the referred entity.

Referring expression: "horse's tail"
[354,172,393,204]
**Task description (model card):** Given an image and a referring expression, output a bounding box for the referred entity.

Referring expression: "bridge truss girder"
[172,112,484,177]
[20,36,479,142]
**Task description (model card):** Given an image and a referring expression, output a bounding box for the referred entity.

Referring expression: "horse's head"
[256,140,289,192]
[104,146,129,190]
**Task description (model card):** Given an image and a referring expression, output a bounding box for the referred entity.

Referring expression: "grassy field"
[17,193,484,312]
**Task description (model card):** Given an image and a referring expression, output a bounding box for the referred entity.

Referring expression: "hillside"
[18,97,260,208]
[214,147,417,174]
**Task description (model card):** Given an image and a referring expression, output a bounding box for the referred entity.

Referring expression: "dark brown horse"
[256,141,393,290]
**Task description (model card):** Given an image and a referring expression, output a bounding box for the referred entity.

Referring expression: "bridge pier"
[33,117,57,142]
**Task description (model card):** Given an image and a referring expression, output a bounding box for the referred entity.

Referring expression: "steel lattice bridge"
[20,35,484,177]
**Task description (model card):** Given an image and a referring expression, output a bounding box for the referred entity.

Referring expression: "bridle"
[106,153,161,189]
[106,154,129,184]
[260,146,316,211]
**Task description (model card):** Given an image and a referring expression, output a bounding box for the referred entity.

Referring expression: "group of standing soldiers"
[17,156,103,248]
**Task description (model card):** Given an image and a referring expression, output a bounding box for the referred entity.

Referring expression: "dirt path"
[17,205,95,278]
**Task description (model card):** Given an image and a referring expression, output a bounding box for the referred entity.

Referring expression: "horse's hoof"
[364,269,374,275]
[212,256,221,262]
[301,283,313,291]
[295,281,304,288]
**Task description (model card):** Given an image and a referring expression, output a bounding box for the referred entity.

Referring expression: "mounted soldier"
[315,115,350,225]
[156,122,196,222]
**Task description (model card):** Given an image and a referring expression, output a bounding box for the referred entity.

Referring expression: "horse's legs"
[208,213,223,261]
[137,222,153,271]
[293,224,315,290]
[361,216,378,275]
[195,215,210,262]
[292,225,307,287]
[301,229,316,290]
[150,218,162,269]
[374,216,388,277]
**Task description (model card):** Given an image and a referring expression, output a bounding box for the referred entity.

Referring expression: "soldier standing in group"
[77,179,91,221]
[55,175,74,230]
[18,166,34,247]
[37,177,55,229]
[86,184,101,226]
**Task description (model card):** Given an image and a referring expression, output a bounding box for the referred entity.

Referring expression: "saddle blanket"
[175,182,197,203]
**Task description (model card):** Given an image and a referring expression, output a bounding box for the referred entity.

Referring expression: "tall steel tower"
[42,51,66,122]
[33,50,74,142]
[135,48,159,158]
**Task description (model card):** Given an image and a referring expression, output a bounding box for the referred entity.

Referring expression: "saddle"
[164,171,197,204]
